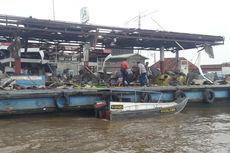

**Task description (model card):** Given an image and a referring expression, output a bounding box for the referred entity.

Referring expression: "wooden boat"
[95,89,189,120]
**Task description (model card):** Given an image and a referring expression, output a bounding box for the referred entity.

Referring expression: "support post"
[175,50,179,72]
[15,57,21,75]
[24,38,28,53]
[52,0,55,20]
[55,44,58,63]
[9,36,21,75]
[160,46,165,73]
[83,44,90,66]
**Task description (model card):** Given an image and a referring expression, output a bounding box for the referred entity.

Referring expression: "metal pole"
[175,50,179,72]
[138,13,141,29]
[160,46,165,73]
[83,44,90,66]
[154,52,156,64]
[55,44,58,63]
[52,0,55,20]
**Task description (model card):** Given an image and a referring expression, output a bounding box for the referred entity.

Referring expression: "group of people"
[120,60,149,86]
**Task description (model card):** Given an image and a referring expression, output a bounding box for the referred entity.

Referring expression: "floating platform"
[0,85,230,115]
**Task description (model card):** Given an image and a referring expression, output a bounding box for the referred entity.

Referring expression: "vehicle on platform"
[95,89,189,120]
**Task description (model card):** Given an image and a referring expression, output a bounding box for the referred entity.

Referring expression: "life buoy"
[204,89,215,103]
[55,93,70,109]
[175,90,186,99]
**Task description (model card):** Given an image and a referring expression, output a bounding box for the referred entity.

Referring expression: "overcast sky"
[0,0,229,65]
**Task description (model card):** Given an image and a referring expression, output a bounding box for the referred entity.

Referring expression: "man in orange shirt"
[120,60,129,86]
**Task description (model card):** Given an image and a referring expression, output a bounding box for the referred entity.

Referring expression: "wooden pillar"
[175,50,179,72]
[160,46,165,73]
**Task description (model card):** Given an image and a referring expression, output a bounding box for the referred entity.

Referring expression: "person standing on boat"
[120,60,129,86]
[137,61,147,86]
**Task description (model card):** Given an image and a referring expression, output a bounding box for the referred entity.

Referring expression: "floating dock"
[0,85,230,115]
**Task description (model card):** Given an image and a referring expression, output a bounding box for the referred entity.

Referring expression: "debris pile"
[0,65,229,90]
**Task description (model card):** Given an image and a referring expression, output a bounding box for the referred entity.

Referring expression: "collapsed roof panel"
[0,14,224,51]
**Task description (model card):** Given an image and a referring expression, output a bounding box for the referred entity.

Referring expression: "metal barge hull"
[0,89,101,115]
[0,85,230,115]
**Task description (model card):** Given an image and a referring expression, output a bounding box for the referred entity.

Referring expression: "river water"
[0,103,230,153]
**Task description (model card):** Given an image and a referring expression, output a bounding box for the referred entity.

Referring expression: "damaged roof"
[151,57,198,72]
[109,53,148,60]
[0,14,225,51]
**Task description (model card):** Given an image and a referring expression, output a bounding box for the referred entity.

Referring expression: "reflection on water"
[0,103,230,153]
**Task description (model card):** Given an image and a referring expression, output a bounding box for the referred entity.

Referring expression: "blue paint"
[0,98,54,111]
[185,91,204,100]
[161,92,174,101]
[214,90,229,98]
[1,86,230,115]
[12,75,45,87]
[69,96,99,106]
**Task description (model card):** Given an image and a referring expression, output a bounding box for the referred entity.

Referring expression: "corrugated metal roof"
[201,64,222,69]
[109,53,148,59]
[0,15,225,51]
[151,57,198,72]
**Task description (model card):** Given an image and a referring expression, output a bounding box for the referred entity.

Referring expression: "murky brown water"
[0,103,230,153]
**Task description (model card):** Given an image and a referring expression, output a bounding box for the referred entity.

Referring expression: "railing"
[110,89,163,103]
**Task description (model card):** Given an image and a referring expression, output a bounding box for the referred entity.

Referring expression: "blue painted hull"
[0,89,100,115]
[0,85,230,115]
